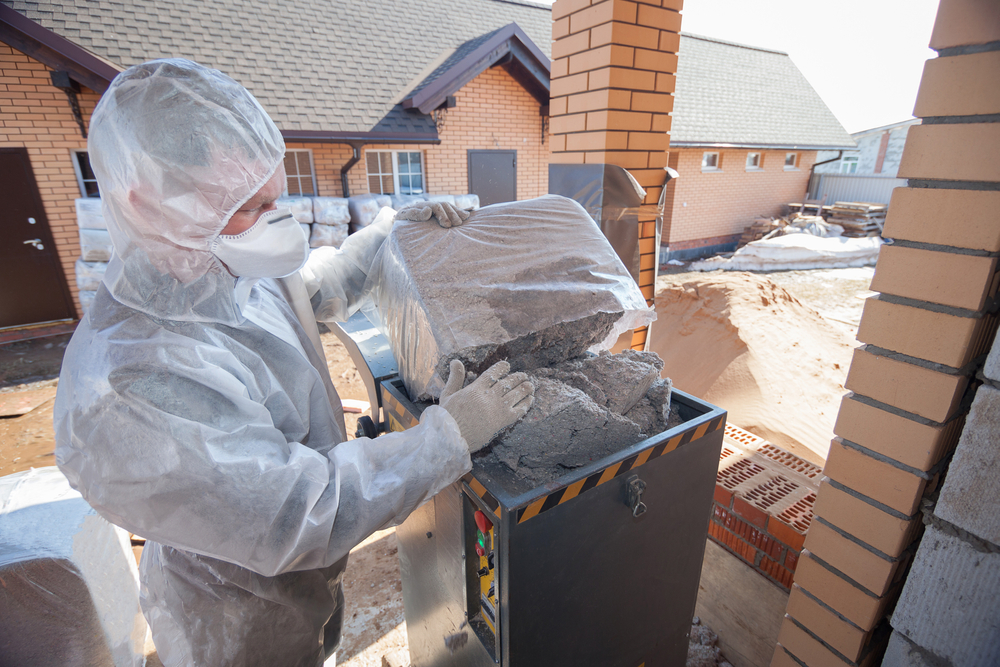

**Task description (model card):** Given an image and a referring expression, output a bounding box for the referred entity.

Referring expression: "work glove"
[439,360,534,452]
[394,201,470,228]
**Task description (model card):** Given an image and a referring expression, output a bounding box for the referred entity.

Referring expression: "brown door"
[0,148,77,328]
[468,150,516,206]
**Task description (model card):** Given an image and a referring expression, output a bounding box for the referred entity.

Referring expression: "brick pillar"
[773,1,1000,666]
[549,0,681,350]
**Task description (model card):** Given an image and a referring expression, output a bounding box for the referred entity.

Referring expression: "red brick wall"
[663,148,816,247]
[0,42,98,317]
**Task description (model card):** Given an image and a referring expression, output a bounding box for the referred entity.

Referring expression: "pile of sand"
[649,272,856,465]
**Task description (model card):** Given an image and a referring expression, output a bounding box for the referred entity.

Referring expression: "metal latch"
[626,475,647,517]
[23,238,44,250]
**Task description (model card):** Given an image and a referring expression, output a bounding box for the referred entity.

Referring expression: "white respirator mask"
[211,208,309,279]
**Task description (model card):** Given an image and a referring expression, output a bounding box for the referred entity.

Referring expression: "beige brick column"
[773,1,1000,666]
[549,0,681,350]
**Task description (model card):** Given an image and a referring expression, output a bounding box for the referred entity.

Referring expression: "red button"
[475,510,493,534]
[475,544,486,557]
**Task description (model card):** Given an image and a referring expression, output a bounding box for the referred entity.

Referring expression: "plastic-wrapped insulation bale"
[310,223,349,248]
[75,259,108,291]
[75,198,107,229]
[80,228,113,262]
[388,194,424,209]
[454,194,480,210]
[79,290,98,314]
[0,467,147,666]
[363,194,654,401]
[313,197,350,226]
[425,194,456,205]
[277,196,313,224]
[348,194,391,233]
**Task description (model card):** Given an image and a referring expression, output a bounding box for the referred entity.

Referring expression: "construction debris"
[825,201,886,237]
[738,213,844,249]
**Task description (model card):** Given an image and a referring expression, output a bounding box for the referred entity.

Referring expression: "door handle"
[23,238,44,250]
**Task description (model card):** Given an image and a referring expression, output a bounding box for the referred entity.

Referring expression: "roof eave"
[281,130,441,144]
[402,22,550,114]
[670,141,857,151]
[0,5,121,93]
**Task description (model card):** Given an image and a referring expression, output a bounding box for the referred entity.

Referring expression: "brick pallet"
[826,202,887,238]
[737,217,785,248]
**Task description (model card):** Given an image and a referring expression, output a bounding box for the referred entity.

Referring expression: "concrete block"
[928,0,1000,51]
[882,631,946,667]
[834,394,960,472]
[813,481,921,559]
[803,521,901,597]
[983,332,1000,382]
[883,188,1000,252]
[823,439,926,518]
[856,295,984,369]
[890,525,1000,666]
[793,551,893,632]
[898,123,1000,183]
[935,384,1000,544]
[869,244,999,311]
[844,347,968,423]
[0,467,146,666]
[914,51,1000,118]
[786,584,870,661]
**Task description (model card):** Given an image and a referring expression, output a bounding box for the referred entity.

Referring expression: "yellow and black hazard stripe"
[463,473,500,514]
[515,415,725,524]
[382,388,419,433]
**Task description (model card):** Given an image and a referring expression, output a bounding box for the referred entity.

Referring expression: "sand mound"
[649,272,855,464]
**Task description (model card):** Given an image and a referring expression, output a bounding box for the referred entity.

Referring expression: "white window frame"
[840,156,859,174]
[284,149,317,196]
[784,152,799,170]
[71,150,100,198]
[701,151,721,172]
[745,152,763,171]
[365,150,425,195]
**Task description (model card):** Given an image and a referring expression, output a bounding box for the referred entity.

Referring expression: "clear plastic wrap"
[0,467,147,667]
[454,193,480,210]
[75,198,107,230]
[75,259,108,291]
[363,194,655,401]
[348,194,391,233]
[310,222,349,248]
[277,196,313,224]
[313,197,351,226]
[80,228,113,262]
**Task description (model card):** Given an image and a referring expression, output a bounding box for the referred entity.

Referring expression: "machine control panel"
[463,490,500,662]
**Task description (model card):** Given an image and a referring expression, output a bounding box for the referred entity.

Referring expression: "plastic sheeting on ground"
[690,234,883,272]
[0,467,147,666]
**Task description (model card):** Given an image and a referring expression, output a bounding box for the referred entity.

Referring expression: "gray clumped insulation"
[365,195,654,401]
[481,350,679,486]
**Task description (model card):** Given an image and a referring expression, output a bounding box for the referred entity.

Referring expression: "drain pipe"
[805,150,843,199]
[340,142,365,198]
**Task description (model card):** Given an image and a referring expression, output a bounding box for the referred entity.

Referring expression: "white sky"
[536,0,941,134]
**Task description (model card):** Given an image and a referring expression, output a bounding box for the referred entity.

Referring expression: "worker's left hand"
[394,201,470,228]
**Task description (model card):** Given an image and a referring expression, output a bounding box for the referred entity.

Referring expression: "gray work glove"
[394,201,470,228]
[439,360,534,452]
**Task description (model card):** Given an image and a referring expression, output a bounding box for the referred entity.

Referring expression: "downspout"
[340,142,364,198]
[806,150,843,199]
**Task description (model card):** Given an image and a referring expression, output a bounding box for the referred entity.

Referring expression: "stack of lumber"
[738,217,786,248]
[826,201,886,237]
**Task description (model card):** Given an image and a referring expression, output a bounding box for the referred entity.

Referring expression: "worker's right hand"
[439,360,534,452]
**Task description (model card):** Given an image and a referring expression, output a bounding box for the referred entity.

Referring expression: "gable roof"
[3,0,552,143]
[670,34,855,150]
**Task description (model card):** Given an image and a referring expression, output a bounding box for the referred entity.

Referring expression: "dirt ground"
[0,266,875,665]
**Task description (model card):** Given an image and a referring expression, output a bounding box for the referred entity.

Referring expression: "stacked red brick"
[549,0,680,350]
[772,2,1000,665]
[710,425,821,590]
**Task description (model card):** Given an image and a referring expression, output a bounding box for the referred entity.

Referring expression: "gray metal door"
[0,148,76,328]
[468,150,516,206]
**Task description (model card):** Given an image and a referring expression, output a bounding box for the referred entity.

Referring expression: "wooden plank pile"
[826,201,886,237]
[738,217,786,248]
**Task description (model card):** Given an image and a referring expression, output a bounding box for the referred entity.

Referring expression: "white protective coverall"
[53,59,472,667]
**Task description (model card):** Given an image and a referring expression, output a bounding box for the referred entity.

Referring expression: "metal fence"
[807,174,907,205]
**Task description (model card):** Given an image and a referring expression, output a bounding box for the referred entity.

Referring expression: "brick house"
[661,34,855,260]
[0,0,553,329]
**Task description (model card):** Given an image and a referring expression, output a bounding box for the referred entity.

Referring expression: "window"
[284,150,316,196]
[746,152,762,170]
[72,151,100,197]
[701,151,721,171]
[784,152,798,169]
[366,150,424,195]
[840,156,859,174]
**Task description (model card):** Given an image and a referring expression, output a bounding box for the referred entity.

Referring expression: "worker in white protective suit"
[53,58,533,667]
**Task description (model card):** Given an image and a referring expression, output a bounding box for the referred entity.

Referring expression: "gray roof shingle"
[670,34,855,150]
[6,0,553,138]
